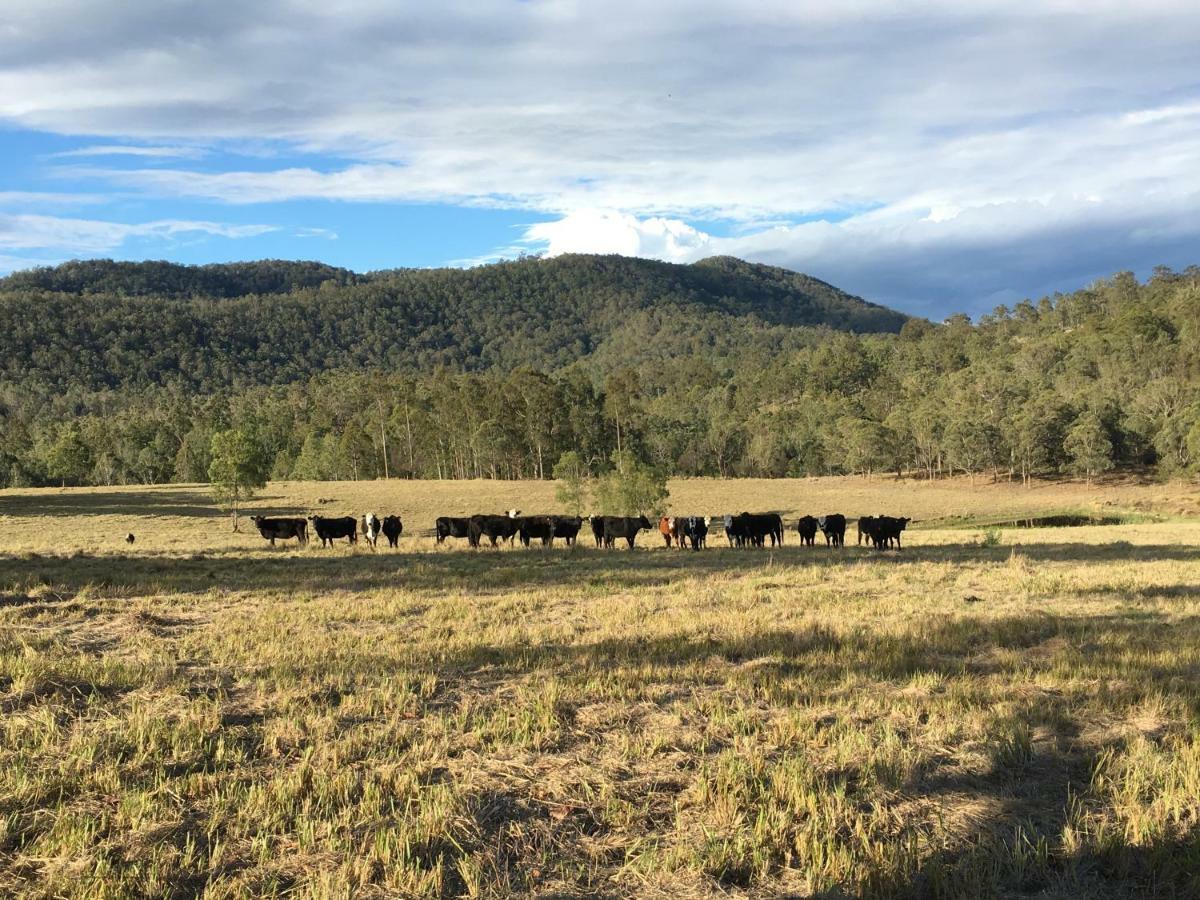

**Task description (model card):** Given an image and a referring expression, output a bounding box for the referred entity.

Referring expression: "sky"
[1,1,1199,319]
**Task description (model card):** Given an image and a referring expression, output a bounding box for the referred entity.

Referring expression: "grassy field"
[1,476,1199,898]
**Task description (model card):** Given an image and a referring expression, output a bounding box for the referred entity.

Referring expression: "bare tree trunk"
[377,398,389,480]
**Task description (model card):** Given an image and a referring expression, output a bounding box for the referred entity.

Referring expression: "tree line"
[2,264,1199,489]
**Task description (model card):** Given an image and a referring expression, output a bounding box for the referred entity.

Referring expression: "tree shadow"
[0,489,237,519]
[5,539,1200,599]
[424,616,1200,898]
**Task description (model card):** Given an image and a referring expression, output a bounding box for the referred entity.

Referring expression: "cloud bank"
[1,1,1198,313]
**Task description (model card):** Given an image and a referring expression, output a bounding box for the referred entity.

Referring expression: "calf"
[308,515,358,548]
[361,512,382,548]
[590,515,605,547]
[381,515,403,547]
[251,516,308,546]
[796,515,818,547]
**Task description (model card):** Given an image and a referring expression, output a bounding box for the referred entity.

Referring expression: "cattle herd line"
[248,511,912,551]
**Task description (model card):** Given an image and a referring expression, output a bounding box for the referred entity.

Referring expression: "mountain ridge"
[0,253,910,391]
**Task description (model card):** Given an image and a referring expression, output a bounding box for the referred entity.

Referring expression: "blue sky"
[2,1,1200,319]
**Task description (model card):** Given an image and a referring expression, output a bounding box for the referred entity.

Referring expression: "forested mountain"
[0,254,906,392]
[3,259,1199,490]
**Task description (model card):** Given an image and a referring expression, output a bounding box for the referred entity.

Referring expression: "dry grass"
[1,476,1199,898]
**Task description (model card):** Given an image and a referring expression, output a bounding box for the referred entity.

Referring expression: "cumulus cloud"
[1,1,1199,309]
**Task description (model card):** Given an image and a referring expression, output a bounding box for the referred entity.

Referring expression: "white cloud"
[524,210,711,262]
[0,213,276,253]
[1,1,1199,308]
[52,144,205,159]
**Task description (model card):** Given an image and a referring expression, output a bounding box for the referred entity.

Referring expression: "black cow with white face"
[679,515,708,550]
[817,514,846,547]
[361,513,382,548]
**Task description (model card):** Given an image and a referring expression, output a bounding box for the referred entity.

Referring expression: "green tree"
[208,428,270,530]
[593,450,669,517]
[1064,411,1113,484]
[552,450,590,516]
[43,424,91,487]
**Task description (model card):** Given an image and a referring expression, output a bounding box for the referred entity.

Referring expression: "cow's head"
[703,516,712,526]
[638,516,653,529]
[505,508,521,518]
[899,517,911,529]
[251,515,263,525]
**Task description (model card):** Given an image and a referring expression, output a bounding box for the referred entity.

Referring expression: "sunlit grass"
[1,477,1199,897]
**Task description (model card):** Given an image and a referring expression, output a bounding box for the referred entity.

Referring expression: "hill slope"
[0,254,907,390]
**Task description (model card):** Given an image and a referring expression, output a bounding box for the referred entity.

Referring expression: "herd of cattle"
[248,511,912,551]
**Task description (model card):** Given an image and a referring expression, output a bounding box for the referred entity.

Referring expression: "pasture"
[2,476,1199,898]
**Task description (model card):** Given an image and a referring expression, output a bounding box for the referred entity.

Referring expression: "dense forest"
[0,254,903,391]
[1,256,1198,488]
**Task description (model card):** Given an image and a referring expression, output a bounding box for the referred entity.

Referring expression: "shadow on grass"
[432,615,1200,899]
[4,539,1200,598]
[0,489,310,519]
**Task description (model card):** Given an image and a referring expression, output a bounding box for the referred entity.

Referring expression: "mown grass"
[1,477,1199,897]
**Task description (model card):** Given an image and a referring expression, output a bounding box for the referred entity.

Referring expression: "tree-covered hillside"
[0,254,907,392]
[4,259,1199,490]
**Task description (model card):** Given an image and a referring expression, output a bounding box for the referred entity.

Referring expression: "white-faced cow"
[817,514,847,547]
[361,513,382,548]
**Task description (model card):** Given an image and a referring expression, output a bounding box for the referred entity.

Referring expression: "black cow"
[381,515,403,547]
[251,516,308,546]
[361,512,382,548]
[308,515,357,548]
[729,512,782,547]
[590,515,605,547]
[857,516,877,547]
[435,516,472,544]
[549,516,584,547]
[817,514,846,547]
[796,515,818,547]
[750,513,784,547]
[469,513,521,548]
[678,515,708,550]
[870,515,911,550]
[519,515,555,547]
[598,515,653,549]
